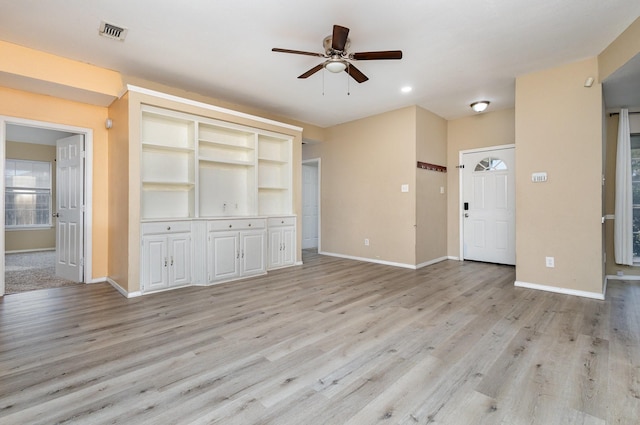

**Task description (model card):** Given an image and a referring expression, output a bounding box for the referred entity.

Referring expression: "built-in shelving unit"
[257,134,291,216]
[140,105,293,221]
[140,107,195,219]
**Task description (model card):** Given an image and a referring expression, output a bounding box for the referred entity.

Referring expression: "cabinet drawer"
[142,221,191,235]
[208,218,266,232]
[267,216,296,227]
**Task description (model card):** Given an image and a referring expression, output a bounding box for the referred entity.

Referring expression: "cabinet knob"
[281,220,284,224]
[248,223,252,227]
[167,226,171,231]
[229,224,232,228]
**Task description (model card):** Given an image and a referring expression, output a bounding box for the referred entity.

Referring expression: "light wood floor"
[0,251,638,425]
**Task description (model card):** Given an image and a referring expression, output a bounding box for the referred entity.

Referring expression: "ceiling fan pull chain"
[347,64,351,95]
[322,68,325,96]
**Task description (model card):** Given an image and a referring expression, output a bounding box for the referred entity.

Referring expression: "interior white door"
[56,135,84,282]
[462,147,515,265]
[302,163,319,249]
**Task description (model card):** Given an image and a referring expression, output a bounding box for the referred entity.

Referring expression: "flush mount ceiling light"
[401,86,412,93]
[324,57,348,73]
[470,100,490,113]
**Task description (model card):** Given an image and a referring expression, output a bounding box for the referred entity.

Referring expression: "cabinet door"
[268,228,283,269]
[169,234,191,287]
[209,231,239,282]
[241,231,266,276]
[142,235,168,292]
[282,226,296,266]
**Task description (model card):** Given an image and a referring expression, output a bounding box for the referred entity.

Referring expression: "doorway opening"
[1,118,93,296]
[302,158,320,253]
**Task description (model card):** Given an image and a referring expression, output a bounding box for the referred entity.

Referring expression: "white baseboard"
[448,256,461,261]
[319,251,449,270]
[5,248,55,254]
[106,277,141,298]
[606,274,640,281]
[86,277,107,284]
[416,256,449,269]
[514,280,605,300]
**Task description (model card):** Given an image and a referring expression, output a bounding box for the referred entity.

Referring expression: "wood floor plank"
[1,251,639,424]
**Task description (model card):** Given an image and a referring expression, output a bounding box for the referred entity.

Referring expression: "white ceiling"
[0,0,639,128]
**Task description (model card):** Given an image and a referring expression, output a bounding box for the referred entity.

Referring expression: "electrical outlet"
[364,238,369,246]
[545,257,555,268]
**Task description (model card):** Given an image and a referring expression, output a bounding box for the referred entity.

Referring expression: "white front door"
[462,147,515,265]
[302,162,319,249]
[56,135,84,282]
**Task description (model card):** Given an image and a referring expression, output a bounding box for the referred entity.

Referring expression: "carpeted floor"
[5,251,80,295]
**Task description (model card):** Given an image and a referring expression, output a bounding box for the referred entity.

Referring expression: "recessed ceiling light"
[401,86,412,93]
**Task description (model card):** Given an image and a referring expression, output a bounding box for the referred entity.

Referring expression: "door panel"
[56,135,84,282]
[462,147,515,265]
[209,231,239,282]
[170,235,191,287]
[241,231,266,276]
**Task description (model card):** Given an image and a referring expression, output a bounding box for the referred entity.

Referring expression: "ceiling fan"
[272,25,402,83]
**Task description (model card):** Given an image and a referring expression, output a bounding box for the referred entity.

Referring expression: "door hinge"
[81,150,86,158]
[81,205,86,212]
[80,258,84,267]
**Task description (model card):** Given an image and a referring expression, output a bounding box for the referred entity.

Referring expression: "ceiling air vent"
[99,20,128,41]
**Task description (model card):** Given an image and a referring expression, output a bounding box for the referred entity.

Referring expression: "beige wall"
[0,86,110,280]
[515,57,603,294]
[598,17,640,82]
[446,109,516,259]
[303,106,418,265]
[416,106,448,265]
[4,141,56,252]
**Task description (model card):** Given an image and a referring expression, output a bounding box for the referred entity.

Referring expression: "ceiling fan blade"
[272,48,325,57]
[351,50,403,60]
[298,64,324,79]
[346,64,369,83]
[332,25,350,51]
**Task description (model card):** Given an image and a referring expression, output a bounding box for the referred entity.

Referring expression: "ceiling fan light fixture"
[324,59,347,73]
[470,100,490,113]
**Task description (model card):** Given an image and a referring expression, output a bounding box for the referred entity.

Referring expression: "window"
[5,159,52,228]
[631,135,640,259]
[474,157,508,172]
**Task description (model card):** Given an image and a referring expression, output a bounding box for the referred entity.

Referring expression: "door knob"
[52,212,60,218]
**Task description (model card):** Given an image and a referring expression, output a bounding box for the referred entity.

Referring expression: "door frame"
[0,116,94,296]
[302,158,321,252]
[458,144,515,262]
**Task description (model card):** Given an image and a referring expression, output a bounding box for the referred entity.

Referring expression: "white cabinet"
[141,221,192,293]
[207,219,266,283]
[268,217,296,270]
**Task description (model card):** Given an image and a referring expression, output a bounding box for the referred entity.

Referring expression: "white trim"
[1,116,94,295]
[319,250,417,269]
[107,277,142,298]
[295,260,303,266]
[5,248,55,254]
[302,158,321,252]
[448,256,461,261]
[514,280,605,300]
[127,85,303,133]
[606,274,640,281]
[86,277,107,284]
[458,144,516,262]
[416,256,449,269]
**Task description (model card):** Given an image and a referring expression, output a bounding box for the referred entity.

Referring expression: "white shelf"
[142,143,194,153]
[142,182,195,191]
[199,157,254,167]
[258,157,288,164]
[199,139,254,151]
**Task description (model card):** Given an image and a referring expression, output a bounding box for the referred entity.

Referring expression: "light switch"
[401,184,409,192]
